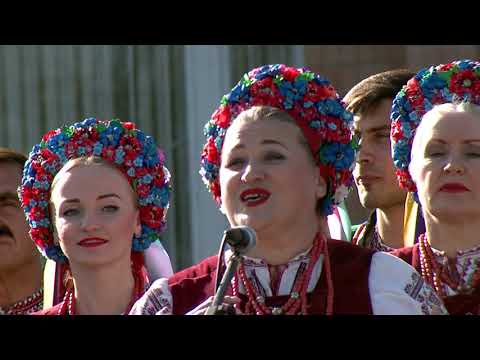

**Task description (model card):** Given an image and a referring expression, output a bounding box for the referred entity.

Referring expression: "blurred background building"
[2,45,479,270]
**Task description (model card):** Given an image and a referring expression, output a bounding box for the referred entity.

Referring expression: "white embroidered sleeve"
[129,278,173,315]
[369,252,448,315]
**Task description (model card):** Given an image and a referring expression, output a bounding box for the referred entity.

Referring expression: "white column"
[184,45,231,264]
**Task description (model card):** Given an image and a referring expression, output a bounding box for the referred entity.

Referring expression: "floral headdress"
[200,64,356,215]
[391,59,480,193]
[19,118,171,262]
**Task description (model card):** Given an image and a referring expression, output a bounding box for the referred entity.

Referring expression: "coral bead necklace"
[234,232,334,315]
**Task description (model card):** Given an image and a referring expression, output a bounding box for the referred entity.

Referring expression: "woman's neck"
[70,257,135,315]
[0,256,43,308]
[425,214,480,258]
[246,217,319,266]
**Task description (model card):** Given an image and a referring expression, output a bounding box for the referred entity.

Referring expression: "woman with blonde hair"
[20,118,172,315]
[391,60,480,314]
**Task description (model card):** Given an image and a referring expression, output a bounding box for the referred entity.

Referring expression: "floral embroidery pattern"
[404,272,446,315]
[129,279,172,315]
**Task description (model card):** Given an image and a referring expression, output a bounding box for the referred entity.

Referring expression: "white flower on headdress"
[333,185,349,204]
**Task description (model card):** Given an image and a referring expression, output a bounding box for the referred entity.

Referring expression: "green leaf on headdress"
[62,126,74,138]
[39,140,47,149]
[220,94,229,106]
[110,119,122,128]
[242,74,253,86]
[299,72,314,81]
[474,68,480,77]
[438,70,453,82]
[273,75,284,85]
[96,122,106,133]
[350,135,360,151]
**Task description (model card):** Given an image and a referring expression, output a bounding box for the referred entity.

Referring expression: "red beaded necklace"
[0,288,43,315]
[57,270,145,315]
[418,233,480,297]
[234,232,333,315]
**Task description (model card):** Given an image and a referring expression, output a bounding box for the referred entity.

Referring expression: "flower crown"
[200,64,356,216]
[391,59,480,193]
[19,118,171,262]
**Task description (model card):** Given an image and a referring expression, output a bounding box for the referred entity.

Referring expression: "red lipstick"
[77,238,109,248]
[439,183,470,193]
[240,188,271,207]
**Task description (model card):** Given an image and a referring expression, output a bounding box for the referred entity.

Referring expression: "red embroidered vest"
[169,239,374,315]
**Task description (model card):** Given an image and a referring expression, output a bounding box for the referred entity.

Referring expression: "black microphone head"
[224,226,256,255]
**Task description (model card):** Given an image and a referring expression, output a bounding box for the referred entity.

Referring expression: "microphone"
[224,226,256,255]
[205,226,257,315]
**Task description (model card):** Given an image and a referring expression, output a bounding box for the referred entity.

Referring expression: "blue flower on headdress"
[93,142,103,156]
[127,167,136,177]
[254,65,273,80]
[133,156,143,168]
[228,83,245,103]
[317,98,344,116]
[320,143,355,170]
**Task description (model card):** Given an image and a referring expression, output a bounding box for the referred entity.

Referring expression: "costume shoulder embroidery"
[129,278,172,315]
[404,272,447,315]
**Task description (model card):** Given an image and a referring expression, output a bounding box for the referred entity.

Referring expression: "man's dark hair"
[344,69,415,115]
[0,147,27,168]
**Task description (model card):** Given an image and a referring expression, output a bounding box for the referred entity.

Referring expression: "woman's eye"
[63,209,79,217]
[466,152,480,158]
[265,152,285,161]
[103,205,119,213]
[225,158,245,168]
[1,200,19,209]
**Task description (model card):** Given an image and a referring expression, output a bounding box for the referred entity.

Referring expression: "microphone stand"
[205,252,241,315]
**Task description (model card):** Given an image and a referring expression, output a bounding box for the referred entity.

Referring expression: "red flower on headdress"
[20,187,43,206]
[405,79,424,107]
[210,181,221,204]
[205,138,219,164]
[101,146,116,162]
[135,168,148,179]
[152,165,165,187]
[450,70,479,97]
[297,123,322,154]
[305,83,336,102]
[396,169,416,192]
[136,183,151,198]
[319,164,336,184]
[282,67,300,82]
[123,122,136,130]
[212,106,232,129]
[140,205,164,229]
[391,121,404,142]
[439,63,453,71]
[42,129,59,143]
[30,228,52,247]
[29,206,45,221]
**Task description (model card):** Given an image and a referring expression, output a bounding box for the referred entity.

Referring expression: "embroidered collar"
[427,243,480,296]
[225,247,324,297]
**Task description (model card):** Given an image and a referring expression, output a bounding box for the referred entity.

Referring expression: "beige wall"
[305,45,480,225]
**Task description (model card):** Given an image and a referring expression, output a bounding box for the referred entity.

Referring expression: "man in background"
[343,69,417,251]
[0,148,43,314]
